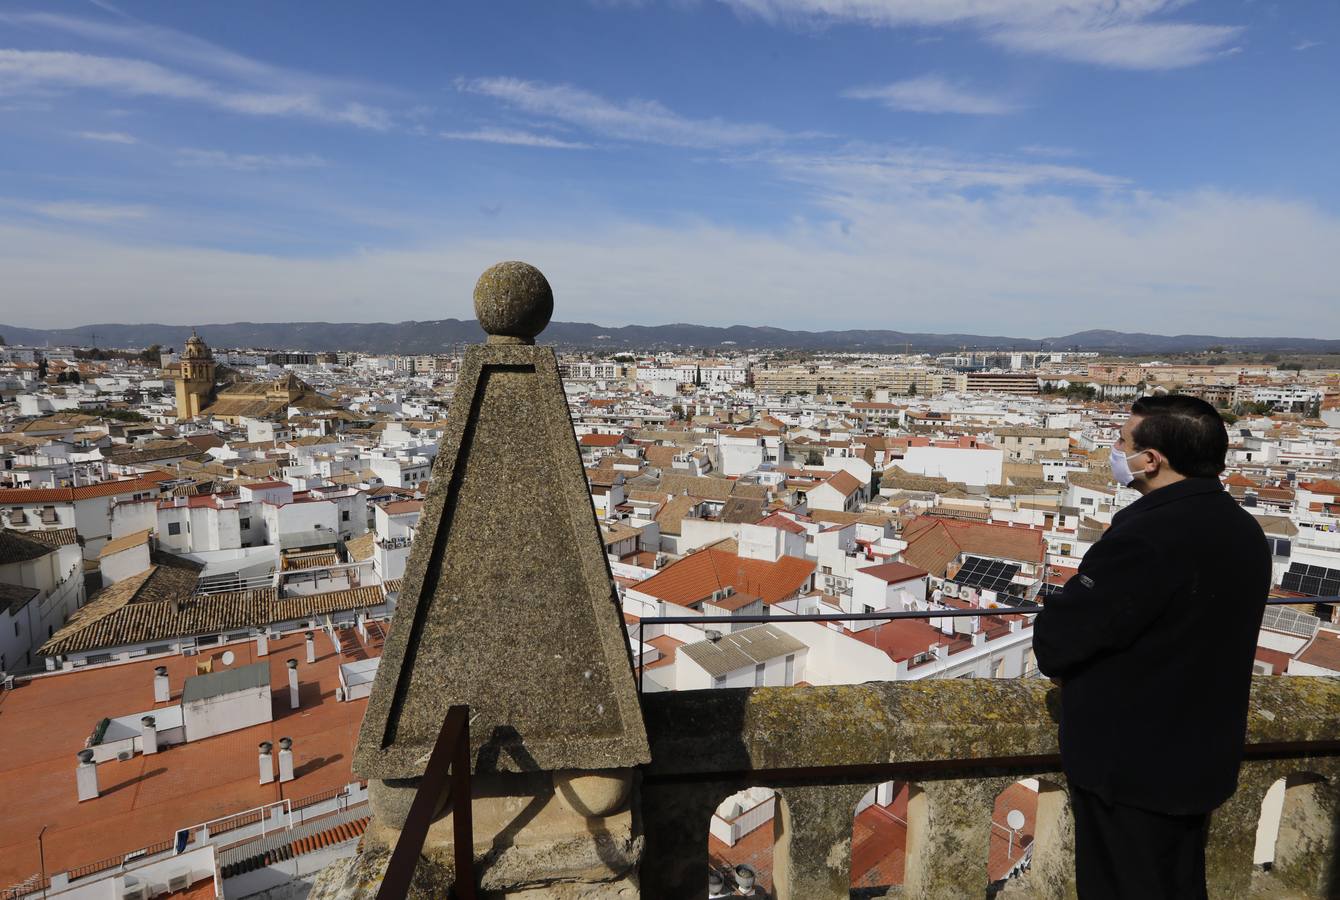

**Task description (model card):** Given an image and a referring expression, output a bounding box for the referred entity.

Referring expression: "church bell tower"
[174,330,217,420]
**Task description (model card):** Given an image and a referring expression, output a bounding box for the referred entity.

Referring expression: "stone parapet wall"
[640,676,1340,899]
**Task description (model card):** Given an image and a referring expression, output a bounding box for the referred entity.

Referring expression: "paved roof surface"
[0,630,376,887]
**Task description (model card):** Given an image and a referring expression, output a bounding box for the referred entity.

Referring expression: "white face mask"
[1110,444,1150,487]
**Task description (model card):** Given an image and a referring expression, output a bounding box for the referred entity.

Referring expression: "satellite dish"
[221,650,235,666]
[1006,809,1025,831]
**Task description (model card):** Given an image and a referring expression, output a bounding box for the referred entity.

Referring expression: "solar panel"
[1261,605,1319,638]
[955,555,1022,594]
[1283,562,1340,597]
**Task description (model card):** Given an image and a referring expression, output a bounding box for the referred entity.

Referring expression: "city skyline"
[1,1,1338,334]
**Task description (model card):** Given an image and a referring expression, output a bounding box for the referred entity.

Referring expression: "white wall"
[768,620,899,684]
[182,685,272,741]
[899,446,1003,486]
[101,543,151,584]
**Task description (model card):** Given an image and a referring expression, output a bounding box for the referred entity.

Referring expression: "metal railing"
[378,705,475,900]
[633,597,1338,694]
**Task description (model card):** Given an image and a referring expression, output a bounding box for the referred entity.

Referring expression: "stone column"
[903,776,1015,899]
[772,782,872,900]
[640,777,737,898]
[1205,758,1277,898]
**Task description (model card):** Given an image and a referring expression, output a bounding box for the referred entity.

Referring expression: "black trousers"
[1069,782,1211,900]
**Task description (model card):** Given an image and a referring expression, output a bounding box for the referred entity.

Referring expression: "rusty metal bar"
[377,705,474,900]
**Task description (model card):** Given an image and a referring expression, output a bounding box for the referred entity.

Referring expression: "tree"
[37,356,47,380]
[1262,353,1280,363]
[1206,356,1228,366]
[1220,410,1239,425]
[68,370,81,384]
[1278,362,1303,372]
[670,403,684,421]
[863,388,874,402]
[805,449,824,467]
[56,371,69,383]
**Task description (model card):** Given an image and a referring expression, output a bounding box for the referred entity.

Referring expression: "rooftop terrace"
[0,629,377,887]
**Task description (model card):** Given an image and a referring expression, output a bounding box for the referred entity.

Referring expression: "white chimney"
[278,737,295,783]
[357,612,367,640]
[305,631,316,664]
[286,659,299,709]
[141,715,158,755]
[256,631,269,657]
[259,741,274,785]
[153,666,170,703]
[76,749,99,801]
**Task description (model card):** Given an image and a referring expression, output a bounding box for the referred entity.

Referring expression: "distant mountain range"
[2,320,1337,355]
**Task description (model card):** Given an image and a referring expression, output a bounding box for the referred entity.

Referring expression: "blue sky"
[1,0,1337,337]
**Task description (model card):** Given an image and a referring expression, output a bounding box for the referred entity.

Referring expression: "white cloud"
[0,11,380,97]
[843,75,1019,115]
[989,22,1243,70]
[32,201,149,222]
[174,149,328,171]
[2,177,1335,338]
[0,49,392,129]
[1018,144,1077,157]
[456,76,787,147]
[1294,40,1322,51]
[76,129,137,144]
[714,0,1244,69]
[750,144,1126,194]
[440,128,591,149]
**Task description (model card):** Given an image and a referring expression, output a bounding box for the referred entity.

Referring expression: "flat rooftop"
[0,629,381,887]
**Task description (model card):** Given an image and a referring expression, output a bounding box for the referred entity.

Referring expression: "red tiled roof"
[382,500,422,515]
[757,513,807,535]
[822,469,863,497]
[0,478,159,504]
[633,546,814,607]
[580,433,626,447]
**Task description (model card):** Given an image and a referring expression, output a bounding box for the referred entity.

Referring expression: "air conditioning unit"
[721,586,735,598]
[120,883,147,900]
[167,871,191,892]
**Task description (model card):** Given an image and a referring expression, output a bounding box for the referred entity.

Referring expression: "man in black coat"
[1034,395,1271,899]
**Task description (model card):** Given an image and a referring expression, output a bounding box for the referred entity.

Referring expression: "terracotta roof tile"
[633,547,813,606]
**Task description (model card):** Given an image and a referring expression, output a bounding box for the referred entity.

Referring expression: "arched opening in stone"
[985,778,1040,895]
[708,786,776,897]
[849,780,910,896]
[1254,772,1330,878]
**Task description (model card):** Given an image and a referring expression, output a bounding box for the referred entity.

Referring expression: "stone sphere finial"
[473,261,553,344]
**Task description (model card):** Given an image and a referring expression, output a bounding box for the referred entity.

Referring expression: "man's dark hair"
[1129,395,1228,478]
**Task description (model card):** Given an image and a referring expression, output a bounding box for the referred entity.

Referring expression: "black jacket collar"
[1114,477,1224,523]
